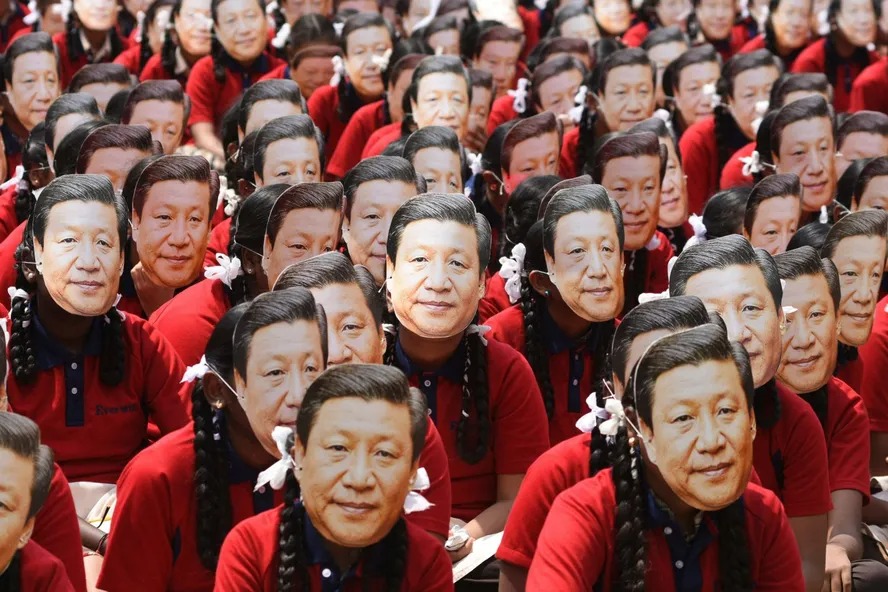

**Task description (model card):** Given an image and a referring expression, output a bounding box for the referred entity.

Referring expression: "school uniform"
[486,95,518,136]
[0,2,32,53]
[214,501,453,592]
[679,115,749,215]
[713,24,755,62]
[203,218,233,270]
[835,345,863,395]
[791,37,879,113]
[0,541,75,592]
[622,230,675,315]
[52,30,133,89]
[516,6,541,62]
[660,221,693,255]
[113,43,144,76]
[185,51,285,134]
[6,307,191,483]
[622,21,651,47]
[326,100,388,180]
[858,295,888,433]
[0,221,24,309]
[751,381,833,518]
[140,50,191,86]
[486,304,607,445]
[258,62,288,82]
[0,183,21,243]
[559,125,580,179]
[738,35,801,71]
[361,122,401,159]
[479,273,510,323]
[309,84,378,164]
[527,468,805,591]
[849,59,888,113]
[392,335,549,522]
[720,141,755,190]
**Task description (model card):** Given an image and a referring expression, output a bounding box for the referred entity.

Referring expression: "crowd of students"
[0,0,886,590]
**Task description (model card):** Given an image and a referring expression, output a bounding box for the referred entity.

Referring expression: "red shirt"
[258,62,288,81]
[214,503,452,592]
[527,469,804,591]
[361,122,401,159]
[139,52,190,87]
[326,100,387,180]
[393,335,549,521]
[0,183,21,244]
[858,295,888,431]
[516,6,541,62]
[622,21,651,47]
[307,84,348,164]
[186,52,285,132]
[752,382,832,517]
[486,304,603,445]
[835,355,863,394]
[0,221,23,309]
[679,116,721,215]
[205,218,232,269]
[7,310,190,483]
[818,377,871,499]
[0,3,32,53]
[849,58,888,113]
[9,541,75,592]
[479,272,510,323]
[487,95,518,136]
[720,141,755,190]
[791,38,879,113]
[149,278,232,368]
[52,31,133,88]
[559,126,580,179]
[113,43,143,76]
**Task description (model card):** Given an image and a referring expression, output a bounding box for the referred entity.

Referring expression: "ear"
[203,373,230,408]
[749,413,757,442]
[293,436,307,471]
[33,239,43,267]
[528,269,553,297]
[237,179,253,198]
[341,217,352,244]
[481,170,500,195]
[639,419,656,464]
[478,275,486,298]
[385,256,395,281]
[17,517,35,550]
[241,248,262,274]
[410,98,418,117]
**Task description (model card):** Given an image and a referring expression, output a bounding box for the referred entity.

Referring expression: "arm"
[190,123,224,162]
[824,490,864,592]
[464,473,523,539]
[140,323,191,433]
[870,433,888,477]
[499,561,528,592]
[788,514,828,592]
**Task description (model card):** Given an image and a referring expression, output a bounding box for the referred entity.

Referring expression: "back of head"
[69,63,132,93]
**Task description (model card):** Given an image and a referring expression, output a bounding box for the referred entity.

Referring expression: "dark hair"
[640,25,689,50]
[341,156,425,220]
[526,55,586,115]
[44,92,100,151]
[0,413,54,519]
[480,121,517,178]
[138,0,177,71]
[53,119,108,176]
[853,157,888,209]
[266,182,343,247]
[64,5,126,71]
[824,0,879,95]
[418,15,459,47]
[253,114,325,181]
[278,364,424,592]
[775,246,841,314]
[552,2,594,36]
[589,131,667,184]
[627,117,681,164]
[286,14,338,60]
[120,80,190,127]
[743,173,801,235]
[402,55,470,136]
[770,95,834,159]
[530,37,592,71]
[787,221,832,251]
[104,89,132,123]
[209,0,268,85]
[335,13,395,123]
[821,209,888,259]
[75,124,161,174]
[239,80,306,133]
[2,32,56,86]
[233,130,259,196]
[500,174,561,259]
[128,155,220,217]
[835,157,874,210]
[12,175,128,385]
[593,47,654,97]
[501,112,560,174]
[542,183,625,254]
[662,44,720,135]
[702,186,750,239]
[403,125,461,164]
[466,22,524,59]
[68,63,132,94]
[836,111,888,150]
[15,123,49,225]
[768,73,832,110]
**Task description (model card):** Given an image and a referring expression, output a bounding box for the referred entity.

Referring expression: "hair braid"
[98,308,125,386]
[14,186,33,226]
[713,104,736,173]
[382,323,397,367]
[456,330,491,464]
[622,250,650,317]
[191,383,232,570]
[160,29,177,78]
[224,231,249,306]
[277,470,308,592]
[611,424,647,592]
[109,27,124,60]
[714,501,753,592]
[211,36,227,85]
[8,291,36,384]
[520,277,554,418]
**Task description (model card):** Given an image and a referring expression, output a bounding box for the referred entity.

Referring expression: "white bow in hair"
[7,287,28,303]
[534,0,547,9]
[0,166,24,192]
[205,253,244,287]
[575,392,628,439]
[703,83,721,109]
[266,1,279,13]
[819,205,829,224]
[383,323,397,335]
[333,21,344,37]
[653,108,674,133]
[740,150,765,176]
[498,243,526,304]
[181,355,210,383]
[750,100,769,135]
[575,392,610,433]
[509,78,530,114]
[329,55,345,86]
[569,85,587,124]
[816,9,829,35]
[468,151,483,176]
[271,23,291,49]
[738,0,750,18]
[53,0,72,22]
[217,175,241,217]
[466,324,491,346]
[134,10,146,43]
[638,256,677,304]
[370,48,392,72]
[403,468,433,514]
[23,1,38,25]
[645,233,661,251]
[682,214,708,250]
[255,426,296,491]
[156,9,171,32]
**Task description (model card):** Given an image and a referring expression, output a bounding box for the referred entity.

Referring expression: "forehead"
[216,0,260,16]
[512,131,560,158]
[298,56,336,71]
[86,148,150,170]
[417,72,467,94]
[310,398,412,442]
[605,64,652,88]
[346,26,389,48]
[249,319,322,360]
[783,273,833,307]
[480,39,521,58]
[648,41,688,64]
[733,66,780,89]
[352,180,416,210]
[781,117,833,145]
[266,137,320,162]
[145,179,210,206]
[539,69,583,90]
[679,60,720,82]
[46,199,118,230]
[554,209,618,242]
[398,218,478,252]
[841,131,888,154]
[12,50,56,73]
[414,147,460,168]
[753,195,800,220]
[625,328,671,379]
[651,359,745,412]
[833,234,887,264]
[130,99,184,121]
[312,282,373,318]
[278,208,340,235]
[683,264,773,306]
[0,448,35,504]
[603,154,661,179]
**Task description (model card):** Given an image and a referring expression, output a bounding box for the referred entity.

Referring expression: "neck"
[323,539,363,573]
[832,30,857,58]
[546,299,593,340]
[82,27,109,52]
[398,326,463,369]
[35,291,94,352]
[226,410,277,471]
[642,457,698,533]
[179,46,200,67]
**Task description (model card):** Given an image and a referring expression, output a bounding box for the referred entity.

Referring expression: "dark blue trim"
[393,337,465,424]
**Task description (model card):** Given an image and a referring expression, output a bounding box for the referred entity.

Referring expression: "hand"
[464,126,488,155]
[448,535,474,563]
[823,542,852,592]
[130,261,175,317]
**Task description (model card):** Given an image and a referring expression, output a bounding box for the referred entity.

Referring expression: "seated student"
[743,173,802,256]
[237,79,305,141]
[6,174,189,484]
[9,0,65,43]
[738,0,811,70]
[253,114,324,187]
[546,4,599,47]
[591,132,675,315]
[267,1,333,41]
[0,33,60,180]
[821,211,888,406]
[562,48,657,179]
[528,325,804,590]
[623,0,687,47]
[661,44,721,140]
[848,156,888,212]
[126,155,218,316]
[464,67,495,154]
[834,111,888,179]
[402,126,465,195]
[185,0,283,161]
[776,246,888,591]
[113,0,175,76]
[791,0,879,113]
[641,26,690,109]
[417,15,460,56]
[467,23,524,100]
[120,80,189,154]
[215,363,452,590]
[257,14,339,97]
[850,58,888,114]
[52,0,132,88]
[384,193,549,554]
[689,0,754,61]
[140,0,213,85]
[67,64,133,113]
[307,13,394,163]
[0,124,53,244]
[263,182,344,288]
[0,413,75,591]
[42,92,101,169]
[340,155,426,287]
[487,184,622,445]
[670,234,831,590]
[149,184,280,366]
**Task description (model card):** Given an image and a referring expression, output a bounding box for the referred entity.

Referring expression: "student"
[743,173,802,255]
[214,364,452,590]
[67,64,133,115]
[775,246,888,591]
[833,110,888,179]
[113,0,176,76]
[527,325,804,590]
[642,26,691,109]
[120,80,190,154]
[6,174,189,484]
[662,44,721,139]
[52,0,132,88]
[340,155,425,286]
[468,23,524,99]
[257,14,339,97]
[268,0,332,29]
[9,0,65,42]
[253,114,324,187]
[464,68,495,154]
[140,0,213,85]
[418,15,461,56]
[185,0,284,160]
[850,59,888,114]
[385,193,549,549]
[670,234,831,590]
[402,126,464,194]
[0,124,52,243]
[689,0,753,61]
[850,156,888,211]
[42,92,101,169]
[622,0,692,47]
[237,79,305,140]
[0,413,75,591]
[500,112,561,198]
[739,0,811,70]
[548,3,600,46]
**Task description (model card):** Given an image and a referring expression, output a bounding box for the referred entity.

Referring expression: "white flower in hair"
[370,48,393,72]
[53,0,72,21]
[156,9,171,32]
[782,305,798,315]
[382,323,397,335]
[498,243,526,304]
[333,21,344,37]
[575,392,610,433]
[816,9,829,35]
[645,233,661,251]
[7,287,28,303]
[683,214,708,250]
[703,83,721,108]
[740,150,764,176]
[217,175,241,217]
[181,355,210,383]
[271,23,291,49]
[134,10,146,43]
[403,468,433,514]
[0,166,24,191]
[329,55,345,86]
[204,253,244,287]
[638,255,677,304]
[819,205,829,224]
[569,85,588,124]
[23,1,39,25]
[466,324,491,346]
[266,1,279,13]
[509,78,530,114]
[653,108,672,126]
[738,0,750,18]
[254,426,296,491]
[534,0,547,9]
[468,151,483,176]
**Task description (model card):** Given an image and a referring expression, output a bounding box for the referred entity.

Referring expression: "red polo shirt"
[516,6,541,62]
[622,21,651,47]
[792,38,879,113]
[849,59,888,113]
[479,272,510,323]
[52,31,133,89]
[0,3,30,53]
[0,183,21,243]
[487,94,518,136]
[258,62,288,81]
[720,141,755,190]
[30,463,86,592]
[362,122,401,159]
[113,43,143,76]
[392,335,549,521]
[752,382,832,517]
[560,126,580,179]
[7,310,190,483]
[205,218,232,269]
[9,541,75,592]
[326,100,387,180]
[858,295,888,431]
[0,221,23,309]
[527,469,804,591]
[307,84,354,164]
[819,377,870,499]
[679,116,720,216]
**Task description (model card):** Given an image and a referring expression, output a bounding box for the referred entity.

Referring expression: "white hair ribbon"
[509,78,529,114]
[266,1,279,13]
[0,166,24,191]
[403,468,433,514]
[644,233,661,251]
[498,243,526,304]
[575,392,610,433]
[740,150,765,176]
[738,0,750,18]
[370,48,392,72]
[638,255,677,304]
[134,10,146,43]
[204,253,244,287]
[569,85,588,124]
[653,108,674,133]
[54,0,72,22]
[156,9,171,32]
[703,83,721,109]
[383,323,397,335]
[255,426,296,491]
[23,1,38,25]
[329,55,345,86]
[468,152,483,176]
[534,0,547,9]
[113,293,122,308]
[181,355,210,383]
[271,22,291,49]
[816,9,829,35]
[409,0,441,33]
[466,324,491,346]
[7,287,28,303]
[750,100,769,135]
[216,175,241,217]
[333,21,344,37]
[682,214,708,250]
[819,205,829,224]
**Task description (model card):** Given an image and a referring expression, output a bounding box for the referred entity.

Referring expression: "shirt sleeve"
[748,489,806,591]
[678,120,716,216]
[781,393,833,516]
[213,518,268,591]
[828,384,872,500]
[186,58,219,128]
[307,85,335,138]
[22,541,76,592]
[326,106,376,180]
[406,418,452,539]
[410,536,454,592]
[136,320,191,434]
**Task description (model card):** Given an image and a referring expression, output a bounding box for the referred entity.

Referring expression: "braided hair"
[11,175,128,385]
[210,0,268,85]
[139,0,177,72]
[15,123,49,226]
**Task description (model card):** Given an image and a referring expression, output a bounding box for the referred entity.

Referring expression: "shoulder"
[19,540,75,590]
[150,278,227,323]
[308,85,339,107]
[224,504,280,555]
[856,58,888,85]
[525,434,592,487]
[553,469,616,520]
[188,56,215,77]
[794,39,826,65]
[119,425,195,482]
[739,35,765,53]
[403,521,450,574]
[742,482,791,528]
[486,305,525,346]
[682,116,716,142]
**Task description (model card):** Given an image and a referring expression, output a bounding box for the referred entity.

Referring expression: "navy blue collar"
[32,304,103,371]
[215,410,263,485]
[541,306,602,355]
[394,335,465,384]
[303,503,388,575]
[220,50,270,76]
